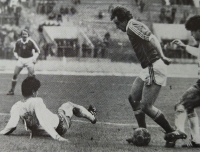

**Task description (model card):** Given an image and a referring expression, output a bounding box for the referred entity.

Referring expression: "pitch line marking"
[0,70,198,78]
[0,112,160,128]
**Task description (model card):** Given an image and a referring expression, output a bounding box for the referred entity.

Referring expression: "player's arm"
[0,104,20,135]
[34,99,69,142]
[129,21,171,65]
[13,42,19,60]
[172,39,199,57]
[31,39,41,61]
[149,34,171,65]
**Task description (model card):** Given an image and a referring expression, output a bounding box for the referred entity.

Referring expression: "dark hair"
[21,28,29,36]
[110,6,133,22]
[185,15,200,31]
[21,77,41,97]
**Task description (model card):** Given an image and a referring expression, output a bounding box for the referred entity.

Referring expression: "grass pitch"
[0,74,199,152]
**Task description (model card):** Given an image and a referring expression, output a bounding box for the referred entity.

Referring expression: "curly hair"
[110,6,133,22]
[21,77,41,97]
[185,15,200,31]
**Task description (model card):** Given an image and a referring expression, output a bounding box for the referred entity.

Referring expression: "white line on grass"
[0,112,160,127]
[0,70,198,78]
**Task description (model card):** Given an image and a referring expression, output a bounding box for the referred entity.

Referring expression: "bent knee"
[140,102,151,112]
[128,95,140,111]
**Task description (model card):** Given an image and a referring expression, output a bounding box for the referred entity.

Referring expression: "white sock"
[175,104,187,132]
[188,111,200,143]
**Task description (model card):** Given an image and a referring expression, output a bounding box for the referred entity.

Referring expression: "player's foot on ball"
[7,90,14,95]
[182,140,200,148]
[164,130,187,141]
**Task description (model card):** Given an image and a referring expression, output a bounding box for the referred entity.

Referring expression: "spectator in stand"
[164,0,170,5]
[159,8,166,23]
[60,6,65,15]
[101,32,111,58]
[166,9,173,24]
[48,12,56,20]
[135,0,139,6]
[3,31,14,59]
[98,11,104,19]
[82,43,87,57]
[171,7,177,23]
[70,6,77,15]
[180,10,189,24]
[64,7,69,15]
[139,0,145,13]
[57,14,62,23]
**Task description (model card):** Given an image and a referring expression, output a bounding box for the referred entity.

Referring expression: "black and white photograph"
[0,0,200,151]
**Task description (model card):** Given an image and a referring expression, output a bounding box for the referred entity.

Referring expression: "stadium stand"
[0,0,200,63]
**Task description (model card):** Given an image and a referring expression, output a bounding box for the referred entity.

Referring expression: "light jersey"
[14,37,40,58]
[0,97,60,139]
[185,45,200,79]
[126,19,160,68]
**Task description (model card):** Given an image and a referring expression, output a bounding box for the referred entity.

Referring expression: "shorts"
[139,59,167,86]
[194,79,200,91]
[56,111,71,135]
[17,57,34,68]
[176,84,200,111]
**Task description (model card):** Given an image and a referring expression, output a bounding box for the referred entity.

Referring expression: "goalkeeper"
[0,77,97,142]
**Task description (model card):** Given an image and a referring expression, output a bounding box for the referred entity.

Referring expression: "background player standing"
[170,15,200,148]
[1,77,97,141]
[110,6,186,147]
[7,28,40,95]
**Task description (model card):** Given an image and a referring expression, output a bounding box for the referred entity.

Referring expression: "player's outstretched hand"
[57,136,71,142]
[171,39,186,48]
[161,56,172,65]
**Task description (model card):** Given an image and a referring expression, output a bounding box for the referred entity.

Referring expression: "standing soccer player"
[110,6,187,147]
[0,77,97,141]
[7,28,40,95]
[170,15,200,148]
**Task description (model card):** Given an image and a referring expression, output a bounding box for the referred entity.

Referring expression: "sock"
[174,104,187,132]
[134,109,146,128]
[128,96,146,128]
[188,112,200,143]
[11,80,17,92]
[154,112,174,133]
[73,105,96,123]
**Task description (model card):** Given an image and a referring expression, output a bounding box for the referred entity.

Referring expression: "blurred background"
[0,0,199,64]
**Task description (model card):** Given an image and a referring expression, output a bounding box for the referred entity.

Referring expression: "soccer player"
[0,77,97,142]
[110,6,187,147]
[170,15,200,148]
[7,28,40,95]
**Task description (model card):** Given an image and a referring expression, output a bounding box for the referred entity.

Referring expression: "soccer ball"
[133,128,151,146]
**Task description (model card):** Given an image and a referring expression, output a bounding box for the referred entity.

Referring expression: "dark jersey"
[126,19,160,68]
[14,38,40,58]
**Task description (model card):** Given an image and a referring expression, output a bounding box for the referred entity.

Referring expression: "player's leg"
[178,86,200,147]
[129,77,146,128]
[140,82,187,147]
[26,62,35,77]
[141,82,175,134]
[7,66,23,95]
[72,102,97,124]
[59,101,96,124]
[56,102,74,135]
[174,103,187,133]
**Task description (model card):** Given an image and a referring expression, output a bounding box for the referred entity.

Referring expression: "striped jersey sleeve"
[127,19,152,41]
[29,38,41,54]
